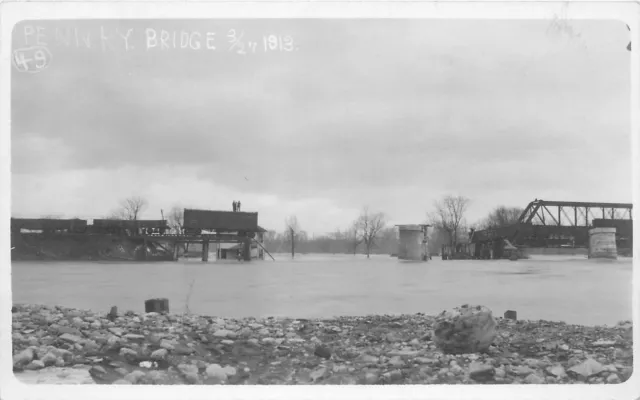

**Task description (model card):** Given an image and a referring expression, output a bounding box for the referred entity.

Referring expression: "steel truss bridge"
[470,200,633,250]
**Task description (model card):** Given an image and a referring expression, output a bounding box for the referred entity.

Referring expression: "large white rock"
[433,304,497,354]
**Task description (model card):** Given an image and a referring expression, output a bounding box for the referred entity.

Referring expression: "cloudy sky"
[11,19,632,234]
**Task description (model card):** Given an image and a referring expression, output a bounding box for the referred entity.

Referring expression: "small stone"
[363,372,379,384]
[177,363,198,376]
[40,352,58,367]
[388,349,419,358]
[222,366,236,376]
[124,334,145,340]
[124,370,146,384]
[547,365,567,378]
[13,348,35,367]
[592,339,616,347]
[24,360,45,370]
[150,348,168,360]
[59,333,83,343]
[221,340,234,345]
[205,364,228,381]
[356,354,379,364]
[386,332,402,343]
[603,364,618,373]
[56,326,83,336]
[213,329,235,338]
[514,366,535,376]
[607,374,621,384]
[310,367,327,382]
[107,327,123,336]
[159,339,175,350]
[314,345,331,359]
[494,367,506,378]
[469,362,494,382]
[112,379,132,385]
[568,359,604,378]
[119,348,137,357]
[388,356,405,367]
[524,374,545,384]
[382,369,403,382]
[139,361,157,369]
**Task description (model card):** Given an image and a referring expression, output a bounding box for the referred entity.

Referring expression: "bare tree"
[428,195,470,250]
[167,206,184,234]
[478,206,524,229]
[285,215,300,258]
[345,221,362,255]
[357,206,386,258]
[110,196,148,220]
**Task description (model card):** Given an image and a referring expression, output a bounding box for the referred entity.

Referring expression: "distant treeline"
[261,227,449,256]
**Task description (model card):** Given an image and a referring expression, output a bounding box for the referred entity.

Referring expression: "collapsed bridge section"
[464,200,633,259]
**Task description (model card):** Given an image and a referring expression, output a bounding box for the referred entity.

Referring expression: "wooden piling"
[243,238,251,261]
[173,243,179,261]
[202,240,209,262]
[145,298,169,313]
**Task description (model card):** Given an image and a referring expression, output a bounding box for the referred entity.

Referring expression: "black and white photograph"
[3,1,638,397]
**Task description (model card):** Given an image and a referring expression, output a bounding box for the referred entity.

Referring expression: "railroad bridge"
[11,208,271,262]
[464,199,633,259]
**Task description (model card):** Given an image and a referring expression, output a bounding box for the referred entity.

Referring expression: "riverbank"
[12,304,633,385]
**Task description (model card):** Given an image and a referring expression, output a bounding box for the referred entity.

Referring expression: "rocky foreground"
[12,304,633,385]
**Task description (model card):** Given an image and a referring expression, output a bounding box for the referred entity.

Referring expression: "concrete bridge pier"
[588,227,617,259]
[397,225,429,261]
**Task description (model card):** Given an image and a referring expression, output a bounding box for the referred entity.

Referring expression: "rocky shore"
[12,304,633,385]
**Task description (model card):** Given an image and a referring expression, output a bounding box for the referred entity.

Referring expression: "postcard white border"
[1,1,638,400]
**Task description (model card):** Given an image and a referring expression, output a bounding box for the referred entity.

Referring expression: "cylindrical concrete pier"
[397,225,428,261]
[588,227,617,259]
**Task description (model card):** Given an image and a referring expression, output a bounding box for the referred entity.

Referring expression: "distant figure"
[232,201,237,212]
[237,201,242,212]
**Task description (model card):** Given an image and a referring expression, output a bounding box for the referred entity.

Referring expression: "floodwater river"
[11,254,634,326]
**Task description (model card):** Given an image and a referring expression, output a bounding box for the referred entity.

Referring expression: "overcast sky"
[11,19,632,234]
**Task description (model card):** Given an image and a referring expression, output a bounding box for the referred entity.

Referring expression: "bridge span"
[445,200,633,260]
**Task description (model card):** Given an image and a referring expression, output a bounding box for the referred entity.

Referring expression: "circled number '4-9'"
[12,46,52,73]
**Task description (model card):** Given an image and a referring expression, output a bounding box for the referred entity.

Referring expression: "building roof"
[93,219,168,229]
[183,209,260,232]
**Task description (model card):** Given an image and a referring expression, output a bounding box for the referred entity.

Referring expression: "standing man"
[232,201,237,212]
[237,201,241,212]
